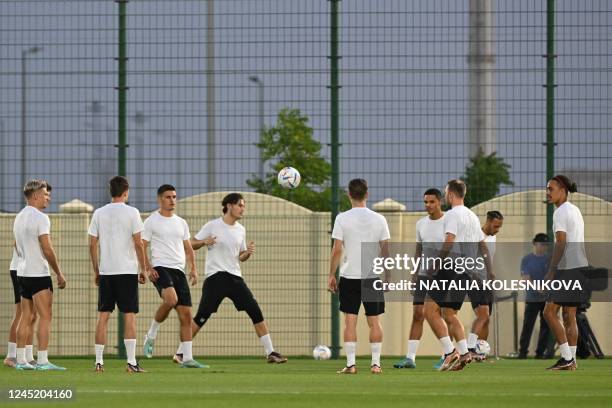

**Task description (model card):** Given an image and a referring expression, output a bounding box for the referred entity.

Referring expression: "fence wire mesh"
[0,0,610,356]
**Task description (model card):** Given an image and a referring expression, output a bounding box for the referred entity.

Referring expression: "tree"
[247,108,350,211]
[462,149,513,207]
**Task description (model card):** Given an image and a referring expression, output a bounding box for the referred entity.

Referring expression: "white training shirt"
[443,205,485,275]
[553,201,588,270]
[195,217,247,278]
[13,206,51,277]
[484,234,496,260]
[331,207,391,279]
[415,214,445,276]
[444,205,485,243]
[9,248,20,271]
[88,202,144,275]
[143,211,190,272]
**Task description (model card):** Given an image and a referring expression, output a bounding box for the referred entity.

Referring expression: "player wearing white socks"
[467,210,503,360]
[328,179,390,374]
[177,193,287,364]
[543,175,588,371]
[13,180,67,371]
[424,179,494,372]
[89,176,147,373]
[394,188,445,369]
[141,185,205,368]
[4,248,37,368]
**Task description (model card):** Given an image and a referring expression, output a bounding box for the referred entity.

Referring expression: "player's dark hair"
[23,179,50,198]
[486,210,504,220]
[423,188,442,200]
[446,179,466,199]
[533,233,549,243]
[157,184,176,196]
[222,193,244,214]
[348,178,368,200]
[550,174,578,194]
[109,176,129,198]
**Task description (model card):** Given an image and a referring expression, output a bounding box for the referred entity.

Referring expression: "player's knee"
[176,307,191,322]
[246,304,264,325]
[37,308,51,321]
[413,308,425,322]
[163,296,178,309]
[97,313,110,325]
[543,307,556,322]
[479,311,490,324]
[344,316,358,330]
[366,317,382,330]
[561,310,569,321]
[193,311,210,327]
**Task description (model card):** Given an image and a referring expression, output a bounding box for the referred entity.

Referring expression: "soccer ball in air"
[475,340,491,357]
[312,345,331,360]
[277,167,301,189]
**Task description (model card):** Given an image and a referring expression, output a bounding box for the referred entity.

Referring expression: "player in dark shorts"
[13,179,66,371]
[543,175,588,371]
[173,193,287,364]
[466,210,503,361]
[4,249,37,368]
[89,176,148,373]
[141,185,205,368]
[329,179,391,374]
[424,179,493,372]
[394,188,445,369]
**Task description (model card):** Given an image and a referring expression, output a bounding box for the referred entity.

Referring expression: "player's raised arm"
[190,230,216,251]
[239,241,255,262]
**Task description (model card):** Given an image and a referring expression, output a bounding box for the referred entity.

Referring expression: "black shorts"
[548,268,588,307]
[10,270,21,303]
[338,277,385,316]
[429,269,468,311]
[412,275,427,306]
[17,275,53,300]
[194,272,264,326]
[98,274,139,313]
[152,266,192,307]
[468,280,493,311]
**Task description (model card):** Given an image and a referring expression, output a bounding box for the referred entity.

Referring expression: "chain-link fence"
[1,0,610,357]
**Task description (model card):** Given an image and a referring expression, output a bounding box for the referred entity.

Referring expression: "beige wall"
[0,190,609,357]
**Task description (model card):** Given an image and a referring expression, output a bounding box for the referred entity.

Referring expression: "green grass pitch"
[2,357,611,407]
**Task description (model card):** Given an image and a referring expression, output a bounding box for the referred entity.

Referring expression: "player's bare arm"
[239,241,255,262]
[191,235,216,251]
[142,239,159,282]
[328,239,343,293]
[40,234,66,289]
[479,240,495,280]
[89,235,100,286]
[545,231,566,281]
[184,239,198,285]
[133,232,147,284]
